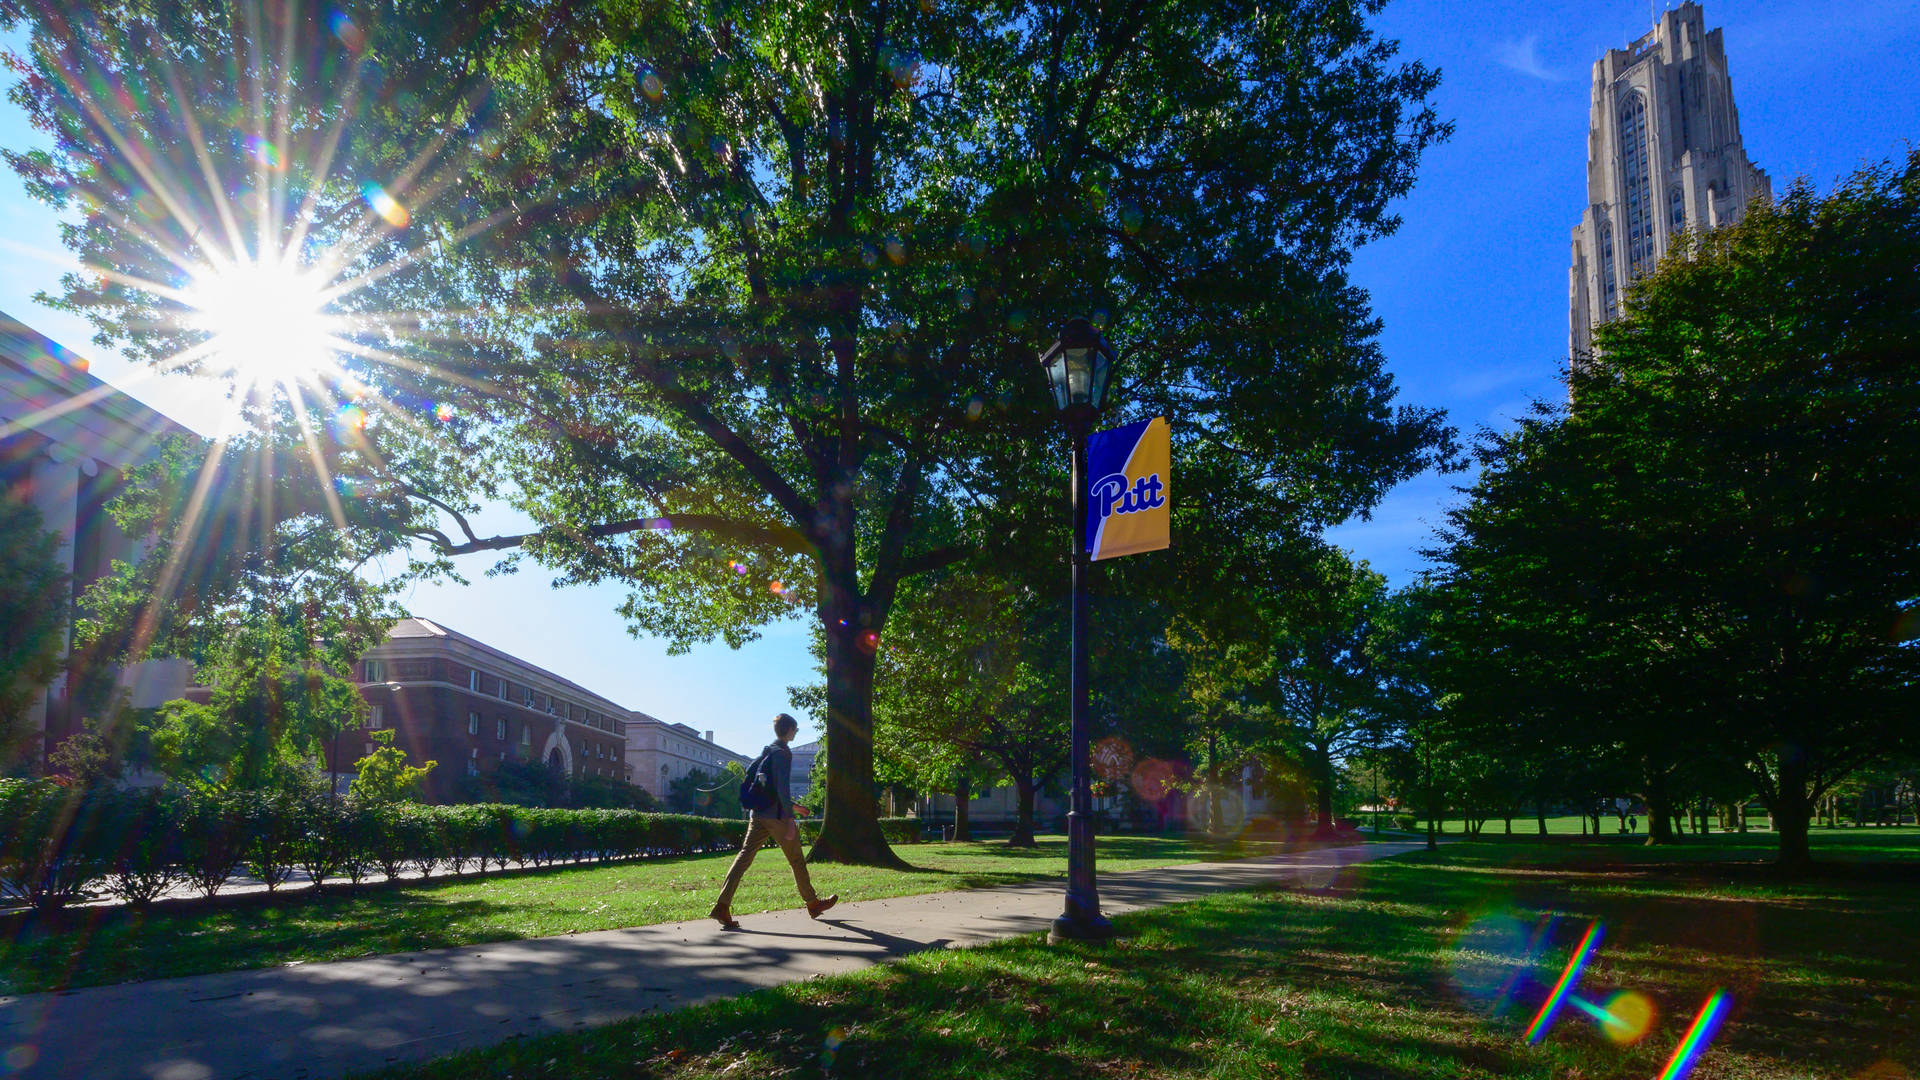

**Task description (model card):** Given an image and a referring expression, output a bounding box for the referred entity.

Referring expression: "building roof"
[371,617,634,719]
[0,311,197,466]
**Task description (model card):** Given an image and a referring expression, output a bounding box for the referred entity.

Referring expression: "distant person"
[1629,815,1638,833]
[709,714,837,928]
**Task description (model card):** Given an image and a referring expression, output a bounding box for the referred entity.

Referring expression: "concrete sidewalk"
[0,841,1423,1080]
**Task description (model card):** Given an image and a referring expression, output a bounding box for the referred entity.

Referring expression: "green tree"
[870,567,1069,845]
[1434,155,1920,869]
[348,728,435,803]
[5,0,1452,864]
[0,497,69,772]
[145,618,368,794]
[669,764,745,818]
[1244,549,1390,837]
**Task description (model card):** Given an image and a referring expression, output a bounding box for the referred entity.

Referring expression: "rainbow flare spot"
[1654,990,1731,1080]
[245,135,283,171]
[361,182,410,228]
[1524,921,1603,1044]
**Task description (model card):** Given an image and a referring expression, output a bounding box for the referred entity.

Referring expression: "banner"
[1086,416,1170,561]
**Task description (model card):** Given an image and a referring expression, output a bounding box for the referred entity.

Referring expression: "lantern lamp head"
[1039,316,1117,419]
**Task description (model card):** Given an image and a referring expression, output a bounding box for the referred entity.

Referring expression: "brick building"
[333,618,632,802]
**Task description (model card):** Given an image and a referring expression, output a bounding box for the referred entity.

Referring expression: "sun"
[184,257,342,390]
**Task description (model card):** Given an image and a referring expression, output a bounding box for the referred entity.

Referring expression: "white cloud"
[1493,35,1566,82]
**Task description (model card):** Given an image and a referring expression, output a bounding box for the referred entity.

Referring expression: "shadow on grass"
[0,893,522,993]
[368,842,1920,1080]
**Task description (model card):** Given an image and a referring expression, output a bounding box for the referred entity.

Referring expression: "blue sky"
[3,1,1915,754]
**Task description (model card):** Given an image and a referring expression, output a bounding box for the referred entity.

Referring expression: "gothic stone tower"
[1569,2,1772,362]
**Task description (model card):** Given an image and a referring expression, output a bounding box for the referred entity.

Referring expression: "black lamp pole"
[1041,317,1116,945]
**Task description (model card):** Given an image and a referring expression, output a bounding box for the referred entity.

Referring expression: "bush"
[1392,814,1421,832]
[0,780,114,911]
[0,785,775,909]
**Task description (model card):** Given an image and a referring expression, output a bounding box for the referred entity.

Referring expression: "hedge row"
[0,778,924,912]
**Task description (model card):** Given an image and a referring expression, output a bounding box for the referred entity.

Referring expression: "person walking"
[709,713,837,929]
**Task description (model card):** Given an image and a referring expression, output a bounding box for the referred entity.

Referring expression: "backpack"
[739,748,775,813]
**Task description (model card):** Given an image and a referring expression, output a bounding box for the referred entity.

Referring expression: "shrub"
[104,789,185,907]
[0,787,790,909]
[238,790,304,892]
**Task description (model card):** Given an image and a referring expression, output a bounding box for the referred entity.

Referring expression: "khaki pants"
[715,813,817,910]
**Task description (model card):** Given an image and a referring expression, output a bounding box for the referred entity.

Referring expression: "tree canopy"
[1430,153,1920,867]
[3,0,1453,861]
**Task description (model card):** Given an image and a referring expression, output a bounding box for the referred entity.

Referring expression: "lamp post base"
[1047,912,1116,944]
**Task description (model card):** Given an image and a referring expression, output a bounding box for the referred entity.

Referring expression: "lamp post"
[1039,316,1117,944]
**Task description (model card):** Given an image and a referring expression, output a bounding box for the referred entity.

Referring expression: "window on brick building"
[521,724,531,746]
[496,718,507,740]
[498,679,509,701]
[364,659,384,682]
[367,705,384,730]
[468,712,480,735]
[469,669,480,692]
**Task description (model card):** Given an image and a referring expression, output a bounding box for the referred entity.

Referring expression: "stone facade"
[1569,2,1771,362]
[625,719,749,801]
[0,313,197,766]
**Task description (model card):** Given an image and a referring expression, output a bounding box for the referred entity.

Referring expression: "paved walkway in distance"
[0,841,1424,1080]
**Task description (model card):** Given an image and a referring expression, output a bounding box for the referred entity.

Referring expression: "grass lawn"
[0,834,1251,994]
[364,831,1920,1080]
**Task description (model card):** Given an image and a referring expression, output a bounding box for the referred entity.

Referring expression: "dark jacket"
[756,741,795,820]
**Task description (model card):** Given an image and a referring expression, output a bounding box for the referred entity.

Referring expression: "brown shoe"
[807,894,839,919]
[709,906,741,930]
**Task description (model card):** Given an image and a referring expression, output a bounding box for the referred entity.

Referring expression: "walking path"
[0,841,1424,1080]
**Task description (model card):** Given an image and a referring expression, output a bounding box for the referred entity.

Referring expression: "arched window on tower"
[1598,222,1618,320]
[1669,184,1686,232]
[1617,92,1653,278]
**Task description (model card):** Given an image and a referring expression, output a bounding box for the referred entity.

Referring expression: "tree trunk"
[1008,773,1037,847]
[1423,753,1437,850]
[1312,746,1337,839]
[1644,771,1678,845]
[1774,795,1813,871]
[809,622,905,867]
[952,774,971,842]
[1771,758,1816,872]
[1536,799,1548,836]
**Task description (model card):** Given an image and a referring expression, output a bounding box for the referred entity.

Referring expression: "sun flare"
[184,258,341,389]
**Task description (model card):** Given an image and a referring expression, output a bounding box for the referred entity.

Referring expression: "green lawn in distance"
[362,832,1920,1080]
[0,835,1250,994]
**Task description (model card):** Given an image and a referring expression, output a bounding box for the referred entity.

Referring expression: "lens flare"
[360,182,410,227]
[244,135,284,170]
[434,402,455,422]
[328,10,366,52]
[1593,990,1655,1045]
[1524,921,1603,1044]
[1654,990,1732,1080]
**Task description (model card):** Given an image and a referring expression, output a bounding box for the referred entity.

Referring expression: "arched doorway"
[539,730,573,774]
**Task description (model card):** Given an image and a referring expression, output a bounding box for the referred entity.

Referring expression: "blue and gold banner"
[1086,417,1170,561]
